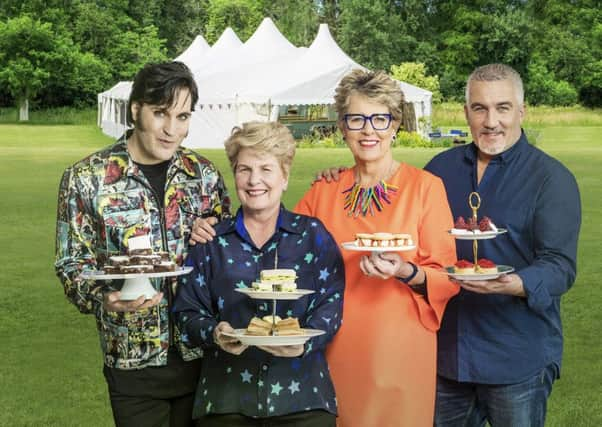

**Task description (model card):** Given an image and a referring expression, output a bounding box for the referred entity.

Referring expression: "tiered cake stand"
[446,192,514,280]
[222,285,324,347]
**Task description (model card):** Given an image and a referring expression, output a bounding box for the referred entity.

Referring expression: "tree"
[390,62,442,103]
[0,16,58,120]
[1,0,599,108]
[580,16,602,106]
[336,0,402,70]
[579,59,602,108]
[126,0,162,28]
[526,57,578,106]
[0,15,111,114]
[435,4,534,100]
[264,0,320,46]
[205,0,264,43]
[527,0,601,106]
[38,51,111,108]
[69,3,168,83]
[317,0,339,33]
[104,25,168,81]
[159,0,210,57]
[72,2,126,56]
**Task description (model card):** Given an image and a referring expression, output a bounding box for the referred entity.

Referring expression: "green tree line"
[1,0,600,118]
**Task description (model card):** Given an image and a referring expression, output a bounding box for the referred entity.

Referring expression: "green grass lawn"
[0,124,600,426]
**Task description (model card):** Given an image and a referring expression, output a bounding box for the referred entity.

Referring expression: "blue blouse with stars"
[173,206,345,419]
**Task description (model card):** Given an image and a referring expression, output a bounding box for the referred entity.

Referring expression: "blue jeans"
[434,364,557,427]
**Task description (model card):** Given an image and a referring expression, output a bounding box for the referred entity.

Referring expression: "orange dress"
[294,164,459,427]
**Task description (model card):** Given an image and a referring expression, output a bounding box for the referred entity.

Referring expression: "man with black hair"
[55,61,230,426]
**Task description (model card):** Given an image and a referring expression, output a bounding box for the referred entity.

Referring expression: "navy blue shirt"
[173,206,345,418]
[425,132,581,384]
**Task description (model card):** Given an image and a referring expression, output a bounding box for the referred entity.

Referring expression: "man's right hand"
[104,291,163,312]
[314,166,348,183]
[189,216,218,245]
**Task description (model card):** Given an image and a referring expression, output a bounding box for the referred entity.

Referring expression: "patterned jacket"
[55,137,231,369]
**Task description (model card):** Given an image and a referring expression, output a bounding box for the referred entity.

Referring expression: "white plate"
[80,266,193,280]
[234,288,314,300]
[446,265,514,281]
[448,228,508,240]
[221,329,325,346]
[341,242,416,252]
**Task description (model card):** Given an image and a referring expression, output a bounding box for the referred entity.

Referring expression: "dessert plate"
[221,329,325,346]
[448,228,508,240]
[341,242,416,252]
[80,266,192,280]
[234,288,314,300]
[445,265,514,281]
[80,267,193,300]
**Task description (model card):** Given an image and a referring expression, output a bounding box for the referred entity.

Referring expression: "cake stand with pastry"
[233,268,314,300]
[79,235,191,300]
[448,210,508,240]
[224,264,325,346]
[446,192,514,280]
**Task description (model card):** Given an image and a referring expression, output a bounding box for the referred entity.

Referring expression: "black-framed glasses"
[343,113,392,131]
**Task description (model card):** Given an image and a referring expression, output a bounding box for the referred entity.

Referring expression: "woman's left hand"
[360,251,408,280]
[213,321,248,355]
[257,344,304,357]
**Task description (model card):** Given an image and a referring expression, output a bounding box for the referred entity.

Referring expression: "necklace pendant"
[342,179,398,217]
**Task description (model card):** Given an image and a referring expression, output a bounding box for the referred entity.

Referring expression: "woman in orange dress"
[294,69,459,427]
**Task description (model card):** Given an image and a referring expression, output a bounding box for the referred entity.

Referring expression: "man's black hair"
[127,61,199,126]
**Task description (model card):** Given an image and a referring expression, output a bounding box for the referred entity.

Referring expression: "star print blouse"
[173,206,345,419]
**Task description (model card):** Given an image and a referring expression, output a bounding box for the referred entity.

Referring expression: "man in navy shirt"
[425,64,581,427]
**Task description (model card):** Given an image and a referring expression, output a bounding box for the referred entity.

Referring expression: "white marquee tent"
[97,18,432,148]
[97,81,132,139]
[174,35,210,65]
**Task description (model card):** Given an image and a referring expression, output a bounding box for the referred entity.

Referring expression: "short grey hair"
[466,64,524,105]
[334,69,404,122]
[224,121,296,176]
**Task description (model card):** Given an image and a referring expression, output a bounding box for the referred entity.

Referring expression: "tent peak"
[244,16,296,51]
[302,23,360,69]
[174,34,210,65]
[309,23,340,49]
[192,34,209,45]
[215,27,243,46]
[209,27,243,53]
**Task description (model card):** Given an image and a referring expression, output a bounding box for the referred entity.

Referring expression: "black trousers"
[103,349,201,427]
[198,410,336,427]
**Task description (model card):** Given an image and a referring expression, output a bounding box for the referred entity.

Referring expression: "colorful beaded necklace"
[342,164,399,217]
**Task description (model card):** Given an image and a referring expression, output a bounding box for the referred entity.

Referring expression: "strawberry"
[454,216,468,229]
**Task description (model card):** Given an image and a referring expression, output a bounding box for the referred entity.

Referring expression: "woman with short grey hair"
[174,121,345,426]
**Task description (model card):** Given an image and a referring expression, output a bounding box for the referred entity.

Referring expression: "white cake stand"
[80,267,193,300]
[233,286,319,345]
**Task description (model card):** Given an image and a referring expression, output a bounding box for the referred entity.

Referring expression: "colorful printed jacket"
[55,137,231,369]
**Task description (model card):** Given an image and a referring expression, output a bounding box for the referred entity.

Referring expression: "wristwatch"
[397,261,419,284]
